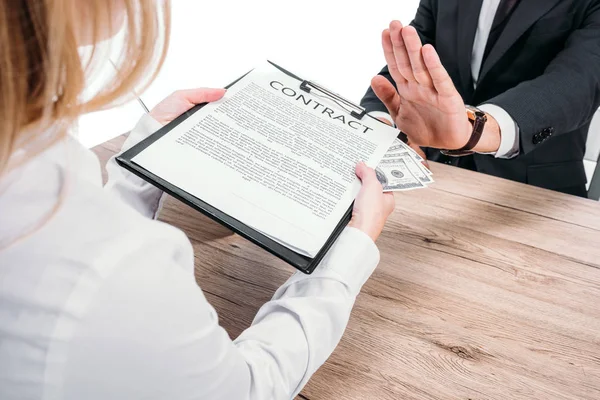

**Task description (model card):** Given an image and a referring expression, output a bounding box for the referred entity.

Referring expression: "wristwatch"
[440,106,487,157]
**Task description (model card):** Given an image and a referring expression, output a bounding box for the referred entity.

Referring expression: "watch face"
[466,106,487,120]
[443,106,487,156]
[466,108,477,121]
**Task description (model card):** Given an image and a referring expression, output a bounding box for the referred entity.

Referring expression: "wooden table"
[95,137,600,400]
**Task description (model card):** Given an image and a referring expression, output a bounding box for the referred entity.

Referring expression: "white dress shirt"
[0,115,381,400]
[372,0,520,158]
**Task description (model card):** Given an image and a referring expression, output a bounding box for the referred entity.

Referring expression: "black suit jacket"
[361,0,600,194]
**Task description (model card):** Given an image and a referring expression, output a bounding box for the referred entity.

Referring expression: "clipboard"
[117,61,369,274]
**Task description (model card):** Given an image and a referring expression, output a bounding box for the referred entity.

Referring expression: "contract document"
[119,61,431,272]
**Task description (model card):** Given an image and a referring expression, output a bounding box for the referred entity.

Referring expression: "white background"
[77,0,600,189]
[77,0,420,148]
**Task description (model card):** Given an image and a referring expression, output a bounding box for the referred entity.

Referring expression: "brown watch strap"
[441,108,487,157]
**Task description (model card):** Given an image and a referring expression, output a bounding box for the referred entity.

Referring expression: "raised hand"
[371,21,499,153]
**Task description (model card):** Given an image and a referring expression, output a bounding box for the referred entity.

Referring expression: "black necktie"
[482,0,521,64]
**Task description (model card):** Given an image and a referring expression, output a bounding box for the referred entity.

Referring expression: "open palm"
[372,21,472,150]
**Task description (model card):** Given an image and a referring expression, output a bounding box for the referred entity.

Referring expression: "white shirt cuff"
[121,113,164,153]
[478,104,520,159]
[104,114,165,219]
[283,227,380,296]
[368,111,395,127]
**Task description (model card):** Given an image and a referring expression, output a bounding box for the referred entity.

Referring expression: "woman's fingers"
[351,162,395,241]
[382,192,396,216]
[150,88,226,125]
[170,88,227,106]
[355,161,380,187]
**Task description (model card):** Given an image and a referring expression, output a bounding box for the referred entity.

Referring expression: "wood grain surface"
[94,136,600,400]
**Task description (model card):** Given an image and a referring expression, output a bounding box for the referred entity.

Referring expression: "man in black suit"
[361,0,600,197]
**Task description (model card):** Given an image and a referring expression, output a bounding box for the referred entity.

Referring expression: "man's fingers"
[408,142,430,169]
[371,76,400,121]
[422,45,456,96]
[376,117,394,127]
[402,26,433,87]
[382,29,407,86]
[389,21,416,82]
[172,88,227,105]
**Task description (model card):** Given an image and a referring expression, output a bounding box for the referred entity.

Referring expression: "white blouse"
[0,115,381,400]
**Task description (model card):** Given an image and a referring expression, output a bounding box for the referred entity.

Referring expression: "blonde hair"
[0,0,171,175]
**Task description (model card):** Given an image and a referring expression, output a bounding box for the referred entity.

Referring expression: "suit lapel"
[457,0,484,93]
[478,0,562,84]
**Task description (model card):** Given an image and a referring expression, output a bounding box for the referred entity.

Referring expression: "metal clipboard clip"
[299,80,366,120]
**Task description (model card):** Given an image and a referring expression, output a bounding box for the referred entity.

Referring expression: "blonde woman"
[0,1,395,399]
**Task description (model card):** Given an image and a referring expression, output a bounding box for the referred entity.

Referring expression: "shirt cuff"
[478,104,520,159]
[121,113,164,153]
[368,111,395,127]
[104,114,165,219]
[284,227,380,296]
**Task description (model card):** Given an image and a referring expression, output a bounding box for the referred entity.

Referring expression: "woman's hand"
[149,88,226,125]
[349,162,396,242]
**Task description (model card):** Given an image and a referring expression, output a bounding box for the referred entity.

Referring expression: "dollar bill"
[386,138,411,153]
[386,152,432,177]
[385,137,431,175]
[375,157,425,191]
[391,152,433,184]
[386,137,424,162]
[410,151,424,162]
